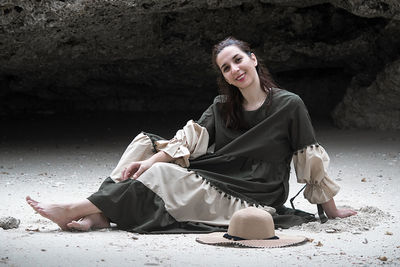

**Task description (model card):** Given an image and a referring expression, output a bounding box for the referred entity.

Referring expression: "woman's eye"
[235,58,242,63]
[223,67,230,72]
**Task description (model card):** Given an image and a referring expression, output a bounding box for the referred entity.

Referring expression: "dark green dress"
[191,88,317,207]
[88,88,319,233]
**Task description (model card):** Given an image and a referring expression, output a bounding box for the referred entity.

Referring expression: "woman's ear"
[250,53,258,67]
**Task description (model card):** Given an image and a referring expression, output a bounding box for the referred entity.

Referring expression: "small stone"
[315,241,323,247]
[385,231,393,235]
[362,238,368,244]
[25,227,40,232]
[361,178,366,182]
[325,229,337,233]
[378,256,387,261]
[0,216,20,230]
[41,249,46,252]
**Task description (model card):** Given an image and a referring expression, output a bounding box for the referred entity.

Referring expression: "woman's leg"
[26,196,101,230]
[25,134,157,231]
[67,213,110,231]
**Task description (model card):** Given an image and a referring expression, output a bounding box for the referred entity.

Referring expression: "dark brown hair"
[212,37,277,129]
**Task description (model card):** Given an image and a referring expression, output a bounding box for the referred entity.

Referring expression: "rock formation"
[333,58,400,129]
[0,216,20,230]
[1,0,399,129]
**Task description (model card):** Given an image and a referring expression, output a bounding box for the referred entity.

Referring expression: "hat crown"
[227,207,275,240]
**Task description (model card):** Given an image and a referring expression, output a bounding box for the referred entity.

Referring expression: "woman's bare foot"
[26,196,79,230]
[67,213,110,231]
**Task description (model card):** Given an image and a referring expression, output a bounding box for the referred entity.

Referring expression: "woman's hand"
[118,159,153,181]
[116,151,173,182]
[321,198,357,219]
[331,208,358,218]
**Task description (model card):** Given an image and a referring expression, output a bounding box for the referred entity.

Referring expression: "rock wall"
[1,0,399,129]
[333,58,400,130]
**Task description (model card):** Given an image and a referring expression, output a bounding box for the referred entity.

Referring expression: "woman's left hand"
[321,198,357,219]
[328,208,357,219]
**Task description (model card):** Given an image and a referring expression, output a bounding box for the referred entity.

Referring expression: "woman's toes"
[67,221,90,231]
[26,197,40,209]
[26,196,36,204]
[66,221,76,228]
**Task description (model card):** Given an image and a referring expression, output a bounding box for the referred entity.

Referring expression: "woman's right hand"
[117,151,173,182]
[118,159,153,181]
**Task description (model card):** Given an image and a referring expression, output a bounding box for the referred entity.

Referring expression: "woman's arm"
[321,198,357,218]
[118,119,209,182]
[293,145,357,219]
[154,120,209,167]
[119,151,173,181]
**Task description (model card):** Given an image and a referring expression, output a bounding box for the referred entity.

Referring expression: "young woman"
[26,37,356,232]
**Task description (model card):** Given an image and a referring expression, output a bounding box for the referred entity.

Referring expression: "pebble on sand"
[325,229,337,233]
[315,241,323,247]
[378,256,388,261]
[0,216,20,230]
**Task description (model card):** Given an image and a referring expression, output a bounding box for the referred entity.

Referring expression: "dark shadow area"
[275,67,353,120]
[1,1,395,129]
[0,111,203,148]
[0,109,338,151]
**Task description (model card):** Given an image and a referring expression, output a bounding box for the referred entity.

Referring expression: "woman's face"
[216,45,258,90]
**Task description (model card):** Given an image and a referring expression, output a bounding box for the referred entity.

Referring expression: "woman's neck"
[239,81,267,111]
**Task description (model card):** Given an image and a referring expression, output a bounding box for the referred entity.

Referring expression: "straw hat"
[196,207,308,248]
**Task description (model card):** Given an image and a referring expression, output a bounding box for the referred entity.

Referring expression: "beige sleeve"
[293,145,340,204]
[109,132,156,181]
[155,120,209,167]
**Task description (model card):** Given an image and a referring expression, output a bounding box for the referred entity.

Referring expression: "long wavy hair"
[212,37,277,129]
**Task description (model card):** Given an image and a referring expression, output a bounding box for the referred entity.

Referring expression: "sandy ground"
[0,114,399,266]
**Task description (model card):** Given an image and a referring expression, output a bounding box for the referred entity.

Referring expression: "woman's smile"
[236,73,246,81]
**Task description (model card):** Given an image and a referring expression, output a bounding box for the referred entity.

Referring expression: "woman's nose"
[231,64,239,72]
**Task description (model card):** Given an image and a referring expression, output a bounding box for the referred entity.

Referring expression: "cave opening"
[274,67,353,122]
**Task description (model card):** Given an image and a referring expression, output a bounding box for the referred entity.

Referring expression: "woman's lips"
[236,73,245,81]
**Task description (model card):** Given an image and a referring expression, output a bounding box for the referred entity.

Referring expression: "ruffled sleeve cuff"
[155,120,209,168]
[303,176,340,204]
[293,144,340,204]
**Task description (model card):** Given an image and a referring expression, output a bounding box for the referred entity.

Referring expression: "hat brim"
[196,232,308,248]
